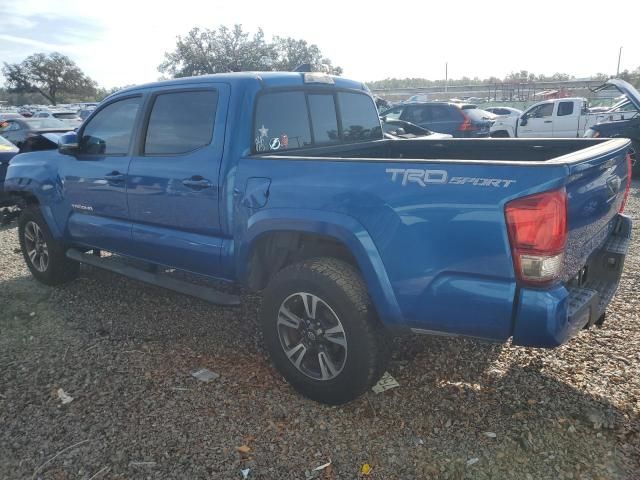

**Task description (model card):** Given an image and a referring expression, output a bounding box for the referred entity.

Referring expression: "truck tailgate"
[513,139,632,347]
[562,140,631,281]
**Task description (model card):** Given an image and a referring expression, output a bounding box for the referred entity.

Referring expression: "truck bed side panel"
[234,156,568,339]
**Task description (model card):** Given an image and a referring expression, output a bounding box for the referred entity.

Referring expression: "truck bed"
[262,137,621,163]
[242,137,631,346]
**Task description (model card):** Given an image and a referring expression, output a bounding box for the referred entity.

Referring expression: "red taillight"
[619,153,632,213]
[458,112,476,131]
[505,188,568,285]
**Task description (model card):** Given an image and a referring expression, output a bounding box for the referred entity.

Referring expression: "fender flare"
[237,208,404,325]
[4,162,65,238]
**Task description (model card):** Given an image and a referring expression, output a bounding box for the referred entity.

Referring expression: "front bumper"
[512,214,632,347]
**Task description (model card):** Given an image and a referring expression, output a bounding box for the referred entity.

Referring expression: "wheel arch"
[237,209,404,326]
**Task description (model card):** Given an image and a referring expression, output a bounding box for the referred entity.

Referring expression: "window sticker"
[255,124,269,152]
[269,137,281,150]
[279,134,288,149]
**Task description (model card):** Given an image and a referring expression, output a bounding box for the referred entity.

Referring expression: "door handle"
[182,176,213,189]
[544,120,552,123]
[104,171,125,182]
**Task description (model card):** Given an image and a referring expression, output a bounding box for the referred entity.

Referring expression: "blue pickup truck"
[4,72,633,404]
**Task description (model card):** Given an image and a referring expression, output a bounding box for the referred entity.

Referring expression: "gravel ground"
[1,182,639,480]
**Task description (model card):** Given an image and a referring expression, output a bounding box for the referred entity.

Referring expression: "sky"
[1,0,639,89]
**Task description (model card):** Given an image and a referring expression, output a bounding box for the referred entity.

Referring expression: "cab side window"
[144,90,218,155]
[557,101,574,117]
[528,103,554,118]
[79,97,141,155]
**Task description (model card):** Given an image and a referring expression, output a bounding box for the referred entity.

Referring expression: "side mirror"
[520,114,528,126]
[58,132,79,156]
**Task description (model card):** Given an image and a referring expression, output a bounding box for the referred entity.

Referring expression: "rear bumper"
[512,214,632,347]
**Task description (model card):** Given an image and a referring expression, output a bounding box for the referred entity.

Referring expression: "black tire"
[491,130,510,138]
[18,207,79,285]
[261,257,388,404]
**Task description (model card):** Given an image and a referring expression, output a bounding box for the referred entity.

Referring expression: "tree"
[2,52,97,105]
[159,24,342,78]
[270,36,342,75]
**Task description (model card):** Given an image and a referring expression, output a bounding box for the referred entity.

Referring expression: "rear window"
[253,90,381,153]
[254,91,311,152]
[428,105,462,121]
[308,94,339,144]
[337,92,382,142]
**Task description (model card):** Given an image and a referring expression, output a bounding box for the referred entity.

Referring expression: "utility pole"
[444,62,448,93]
[616,46,622,76]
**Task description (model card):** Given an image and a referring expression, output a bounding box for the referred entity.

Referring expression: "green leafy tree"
[159,24,342,77]
[270,36,342,74]
[2,52,97,105]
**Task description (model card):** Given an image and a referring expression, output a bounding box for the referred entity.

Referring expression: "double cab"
[4,72,633,404]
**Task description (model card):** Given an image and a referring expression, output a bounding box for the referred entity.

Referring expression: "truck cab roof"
[110,72,369,99]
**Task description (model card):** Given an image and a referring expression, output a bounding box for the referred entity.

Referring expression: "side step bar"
[66,249,240,306]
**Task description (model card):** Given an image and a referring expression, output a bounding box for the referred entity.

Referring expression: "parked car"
[380,102,493,137]
[0,112,24,121]
[381,118,453,139]
[584,79,640,174]
[78,106,97,121]
[0,118,70,150]
[484,106,522,118]
[405,93,429,103]
[0,135,20,209]
[5,72,633,404]
[33,110,83,128]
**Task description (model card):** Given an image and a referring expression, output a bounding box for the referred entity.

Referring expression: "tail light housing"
[505,188,568,286]
[458,112,476,132]
[619,153,632,213]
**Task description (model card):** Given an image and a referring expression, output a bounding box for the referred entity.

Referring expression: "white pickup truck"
[490,98,595,138]
[490,95,640,138]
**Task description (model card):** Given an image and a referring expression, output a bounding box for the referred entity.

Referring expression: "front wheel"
[491,130,510,138]
[261,258,388,404]
[18,208,79,285]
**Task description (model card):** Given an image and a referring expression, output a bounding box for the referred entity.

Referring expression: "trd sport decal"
[386,168,516,188]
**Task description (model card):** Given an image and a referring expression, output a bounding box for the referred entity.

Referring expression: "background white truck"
[490,98,593,138]
[490,96,638,138]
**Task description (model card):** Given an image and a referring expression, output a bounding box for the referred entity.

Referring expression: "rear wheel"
[18,208,79,285]
[261,257,388,404]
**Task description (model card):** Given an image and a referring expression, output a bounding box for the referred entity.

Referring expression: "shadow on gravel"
[2,265,639,478]
[362,338,639,477]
